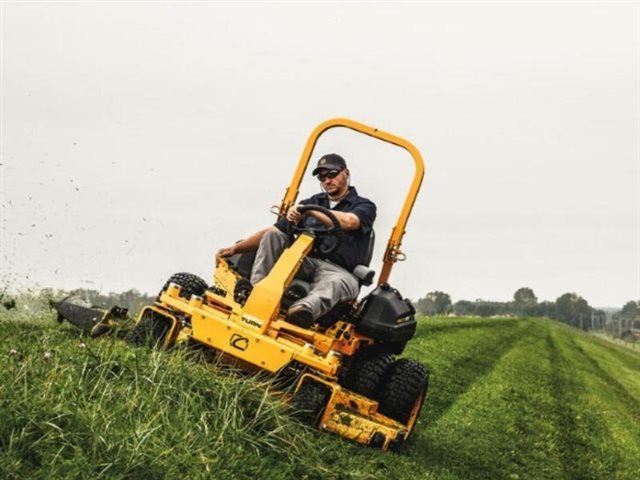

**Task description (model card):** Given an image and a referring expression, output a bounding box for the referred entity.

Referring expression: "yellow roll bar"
[277,118,426,285]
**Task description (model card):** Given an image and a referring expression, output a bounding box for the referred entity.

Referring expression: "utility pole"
[618,316,622,338]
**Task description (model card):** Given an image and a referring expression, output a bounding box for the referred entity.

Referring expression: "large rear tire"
[161,272,207,299]
[378,359,429,435]
[341,353,394,400]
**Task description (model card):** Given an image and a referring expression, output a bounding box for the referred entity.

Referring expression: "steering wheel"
[286,204,343,255]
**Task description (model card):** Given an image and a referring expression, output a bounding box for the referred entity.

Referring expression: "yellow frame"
[276,118,425,285]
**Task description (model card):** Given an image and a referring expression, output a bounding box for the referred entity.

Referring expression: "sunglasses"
[317,169,343,182]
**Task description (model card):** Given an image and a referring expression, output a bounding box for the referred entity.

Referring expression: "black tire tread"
[379,358,429,424]
[342,353,394,400]
[161,272,207,299]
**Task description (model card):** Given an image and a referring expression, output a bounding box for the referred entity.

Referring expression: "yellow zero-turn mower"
[58,118,428,451]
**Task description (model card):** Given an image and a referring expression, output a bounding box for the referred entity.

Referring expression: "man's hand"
[215,228,274,259]
[286,204,303,224]
[216,246,236,258]
[288,204,360,231]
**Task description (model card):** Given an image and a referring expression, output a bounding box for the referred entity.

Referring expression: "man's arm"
[309,210,360,230]
[216,226,278,257]
[287,205,360,231]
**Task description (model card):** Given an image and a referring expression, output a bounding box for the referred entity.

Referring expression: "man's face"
[317,168,349,196]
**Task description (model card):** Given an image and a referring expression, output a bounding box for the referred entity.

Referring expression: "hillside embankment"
[1,311,638,479]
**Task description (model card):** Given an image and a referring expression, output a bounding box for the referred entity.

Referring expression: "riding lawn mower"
[57,118,428,451]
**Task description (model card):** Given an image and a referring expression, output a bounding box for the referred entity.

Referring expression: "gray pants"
[251,229,360,320]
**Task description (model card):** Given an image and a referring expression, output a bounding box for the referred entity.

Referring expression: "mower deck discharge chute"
[59,118,428,450]
[56,299,129,337]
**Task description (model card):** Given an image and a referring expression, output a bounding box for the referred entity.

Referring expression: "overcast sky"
[1,2,638,308]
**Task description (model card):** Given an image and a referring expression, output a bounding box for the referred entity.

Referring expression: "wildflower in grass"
[9,348,18,356]
[43,351,53,361]
[79,342,86,349]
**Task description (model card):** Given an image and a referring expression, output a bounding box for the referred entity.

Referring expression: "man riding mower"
[56,118,429,451]
[217,152,376,330]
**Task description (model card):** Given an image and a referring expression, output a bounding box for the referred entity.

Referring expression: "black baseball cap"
[312,154,347,176]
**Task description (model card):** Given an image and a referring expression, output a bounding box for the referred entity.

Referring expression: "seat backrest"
[363,229,375,267]
[352,229,376,287]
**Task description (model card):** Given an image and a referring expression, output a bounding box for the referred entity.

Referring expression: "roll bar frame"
[277,118,426,285]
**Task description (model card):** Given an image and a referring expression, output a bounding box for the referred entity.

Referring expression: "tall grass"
[0,313,341,479]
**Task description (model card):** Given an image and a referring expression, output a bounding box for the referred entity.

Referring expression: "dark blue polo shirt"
[274,187,377,272]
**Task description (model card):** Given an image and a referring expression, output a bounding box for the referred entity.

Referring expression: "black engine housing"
[355,283,417,354]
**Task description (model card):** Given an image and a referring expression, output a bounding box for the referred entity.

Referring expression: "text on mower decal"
[241,315,263,328]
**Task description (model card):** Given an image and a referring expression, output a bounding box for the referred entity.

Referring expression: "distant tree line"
[413,288,638,334]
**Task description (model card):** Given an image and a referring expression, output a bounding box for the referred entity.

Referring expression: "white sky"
[1,2,638,308]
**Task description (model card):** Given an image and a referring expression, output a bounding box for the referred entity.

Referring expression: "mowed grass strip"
[397,317,640,479]
[407,317,528,425]
[407,318,565,479]
[575,333,640,401]
[552,329,640,478]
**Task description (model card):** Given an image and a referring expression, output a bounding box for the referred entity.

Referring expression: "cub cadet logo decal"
[230,334,249,351]
[241,315,263,329]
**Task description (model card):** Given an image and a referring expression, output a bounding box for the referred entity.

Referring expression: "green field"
[1,312,638,479]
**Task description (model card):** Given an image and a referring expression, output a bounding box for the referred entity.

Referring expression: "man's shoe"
[287,304,314,328]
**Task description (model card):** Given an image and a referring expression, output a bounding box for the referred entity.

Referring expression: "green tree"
[415,291,452,316]
[618,300,639,320]
[453,300,476,316]
[554,293,592,330]
[513,287,537,316]
[613,300,640,333]
[474,301,504,317]
[532,300,556,319]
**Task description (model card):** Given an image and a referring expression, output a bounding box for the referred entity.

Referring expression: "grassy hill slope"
[1,312,638,479]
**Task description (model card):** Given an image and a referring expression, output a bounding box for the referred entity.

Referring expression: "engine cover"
[355,283,416,350]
